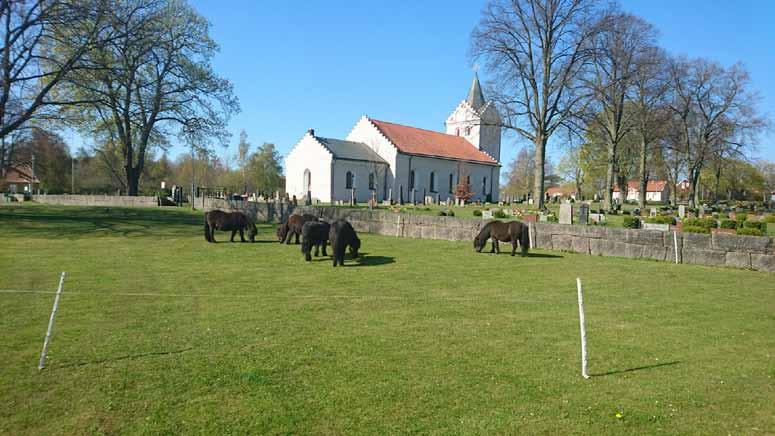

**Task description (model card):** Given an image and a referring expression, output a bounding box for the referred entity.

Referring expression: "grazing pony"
[473,220,529,257]
[328,219,361,267]
[204,210,257,243]
[277,214,317,244]
[301,221,331,261]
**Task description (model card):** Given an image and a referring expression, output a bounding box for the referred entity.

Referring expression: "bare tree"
[0,0,111,171]
[584,11,658,210]
[471,0,598,209]
[668,58,765,207]
[57,0,239,195]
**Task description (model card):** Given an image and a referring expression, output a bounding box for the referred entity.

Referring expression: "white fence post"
[576,277,590,379]
[38,272,66,370]
[673,231,679,264]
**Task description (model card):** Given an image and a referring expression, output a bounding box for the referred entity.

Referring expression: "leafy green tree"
[56,0,239,195]
[248,142,283,196]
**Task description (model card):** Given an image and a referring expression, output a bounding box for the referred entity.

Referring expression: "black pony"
[473,220,529,257]
[204,210,257,243]
[328,219,360,267]
[301,221,331,261]
[277,214,318,244]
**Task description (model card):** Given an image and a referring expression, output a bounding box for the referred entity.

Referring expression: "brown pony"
[204,210,257,243]
[473,220,529,257]
[277,213,317,244]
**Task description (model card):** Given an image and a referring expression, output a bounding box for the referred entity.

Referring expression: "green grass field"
[1,204,774,435]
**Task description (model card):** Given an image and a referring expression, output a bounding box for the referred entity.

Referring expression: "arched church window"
[465,126,471,135]
[449,173,454,193]
[368,173,375,190]
[429,172,436,192]
[455,128,460,136]
[303,169,311,191]
[482,177,487,195]
[409,170,415,190]
[346,171,354,189]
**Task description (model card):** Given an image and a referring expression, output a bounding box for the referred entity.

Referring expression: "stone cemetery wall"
[200,200,775,273]
[33,194,159,208]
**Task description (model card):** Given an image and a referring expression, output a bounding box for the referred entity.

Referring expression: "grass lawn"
[1,204,774,435]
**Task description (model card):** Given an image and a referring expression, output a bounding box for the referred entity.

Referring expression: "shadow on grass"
[55,347,195,370]
[526,252,564,259]
[351,254,396,267]
[592,360,681,377]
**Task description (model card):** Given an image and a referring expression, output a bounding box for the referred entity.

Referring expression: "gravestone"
[650,207,657,217]
[589,213,606,224]
[539,213,548,222]
[435,193,440,205]
[305,190,312,206]
[559,203,573,225]
[698,205,706,217]
[578,203,590,225]
[482,210,493,219]
[678,205,686,218]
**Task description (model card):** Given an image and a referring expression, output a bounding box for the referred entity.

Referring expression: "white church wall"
[396,154,500,203]
[285,134,333,203]
[331,160,388,203]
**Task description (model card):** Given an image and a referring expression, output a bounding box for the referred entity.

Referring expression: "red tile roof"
[1,165,39,184]
[546,185,576,195]
[613,180,668,192]
[370,119,498,165]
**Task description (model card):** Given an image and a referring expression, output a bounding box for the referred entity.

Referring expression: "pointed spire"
[466,73,486,110]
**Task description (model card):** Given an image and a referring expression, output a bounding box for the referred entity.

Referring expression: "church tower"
[445,74,501,162]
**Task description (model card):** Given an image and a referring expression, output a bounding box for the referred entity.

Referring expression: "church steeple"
[466,73,486,110]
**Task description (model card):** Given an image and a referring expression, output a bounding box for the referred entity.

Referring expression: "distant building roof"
[546,185,577,196]
[369,118,498,165]
[1,165,39,184]
[315,136,387,164]
[613,180,668,193]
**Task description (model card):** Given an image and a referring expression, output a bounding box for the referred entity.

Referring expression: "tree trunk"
[713,164,722,205]
[603,140,616,211]
[688,170,700,208]
[532,135,547,210]
[126,166,140,196]
[638,135,648,210]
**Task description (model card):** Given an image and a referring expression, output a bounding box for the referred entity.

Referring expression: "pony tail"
[521,223,530,255]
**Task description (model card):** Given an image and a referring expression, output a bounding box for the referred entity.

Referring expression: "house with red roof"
[1,164,40,194]
[285,75,501,204]
[612,180,670,203]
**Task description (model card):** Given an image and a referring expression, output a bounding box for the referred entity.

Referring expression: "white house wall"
[285,134,333,203]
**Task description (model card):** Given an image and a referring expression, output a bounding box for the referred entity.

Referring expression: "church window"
[448,174,454,193]
[465,126,471,135]
[455,127,460,136]
[429,172,436,192]
[346,171,354,189]
[409,170,415,190]
[368,173,375,190]
[482,177,487,195]
[303,169,311,192]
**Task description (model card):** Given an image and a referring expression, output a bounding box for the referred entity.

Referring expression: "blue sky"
[175,0,774,170]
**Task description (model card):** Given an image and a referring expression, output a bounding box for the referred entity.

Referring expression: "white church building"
[285,75,502,204]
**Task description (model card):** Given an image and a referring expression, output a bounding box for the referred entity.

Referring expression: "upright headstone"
[559,203,573,225]
[650,207,658,217]
[698,205,705,218]
[578,203,589,225]
[305,190,312,206]
[482,210,493,219]
[435,193,440,204]
[678,205,686,218]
